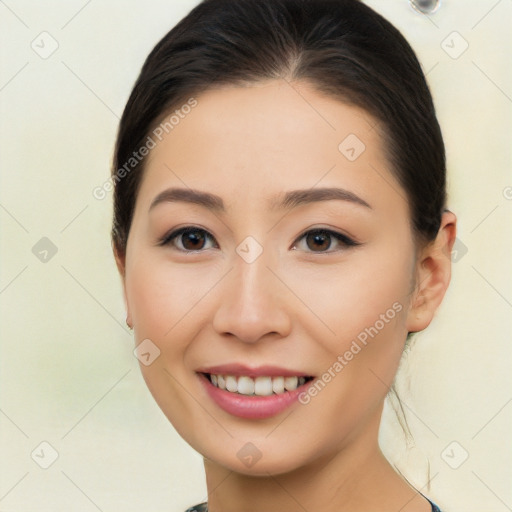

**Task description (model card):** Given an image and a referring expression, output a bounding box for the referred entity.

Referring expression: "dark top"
[185,500,442,511]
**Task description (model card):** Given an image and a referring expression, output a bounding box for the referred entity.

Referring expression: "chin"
[198,435,317,477]
[219,454,305,477]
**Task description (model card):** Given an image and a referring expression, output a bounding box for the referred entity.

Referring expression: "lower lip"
[198,373,310,419]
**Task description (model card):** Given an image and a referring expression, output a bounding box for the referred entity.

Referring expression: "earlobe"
[406,211,457,333]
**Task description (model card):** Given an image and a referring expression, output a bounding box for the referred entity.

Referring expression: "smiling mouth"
[202,373,314,396]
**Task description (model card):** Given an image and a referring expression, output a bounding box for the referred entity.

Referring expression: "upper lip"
[196,363,313,378]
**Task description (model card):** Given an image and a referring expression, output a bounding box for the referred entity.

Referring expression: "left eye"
[292,229,359,253]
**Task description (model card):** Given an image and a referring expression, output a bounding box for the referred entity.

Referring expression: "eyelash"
[158,226,360,254]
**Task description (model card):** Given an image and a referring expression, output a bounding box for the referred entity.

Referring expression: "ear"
[113,243,133,329]
[406,211,457,333]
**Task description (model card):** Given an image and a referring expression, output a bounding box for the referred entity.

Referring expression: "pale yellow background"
[1,1,511,511]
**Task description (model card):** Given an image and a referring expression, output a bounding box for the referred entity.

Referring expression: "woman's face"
[121,79,418,475]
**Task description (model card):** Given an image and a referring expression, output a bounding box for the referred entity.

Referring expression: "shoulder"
[184,503,208,512]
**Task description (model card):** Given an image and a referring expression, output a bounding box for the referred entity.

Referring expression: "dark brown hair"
[112,0,446,255]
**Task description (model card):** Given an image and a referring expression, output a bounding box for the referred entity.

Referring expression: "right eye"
[159,226,218,252]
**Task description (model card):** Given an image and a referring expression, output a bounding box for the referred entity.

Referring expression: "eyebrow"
[149,186,372,212]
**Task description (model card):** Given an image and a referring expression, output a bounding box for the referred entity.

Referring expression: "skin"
[115,79,456,512]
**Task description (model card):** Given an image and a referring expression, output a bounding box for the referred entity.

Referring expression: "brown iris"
[181,229,207,250]
[305,231,332,252]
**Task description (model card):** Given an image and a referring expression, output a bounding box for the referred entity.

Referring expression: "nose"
[212,248,292,344]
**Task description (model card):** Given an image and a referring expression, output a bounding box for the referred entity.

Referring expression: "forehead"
[139,79,406,215]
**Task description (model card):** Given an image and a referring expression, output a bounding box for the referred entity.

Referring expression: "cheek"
[124,258,207,431]
[125,254,227,369]
[126,266,176,336]
[285,247,412,351]
[126,256,201,334]
[288,246,412,433]
[285,244,412,424]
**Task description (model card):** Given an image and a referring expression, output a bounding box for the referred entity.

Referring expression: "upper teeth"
[210,374,307,396]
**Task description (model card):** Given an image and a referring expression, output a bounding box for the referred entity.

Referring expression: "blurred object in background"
[410,0,441,14]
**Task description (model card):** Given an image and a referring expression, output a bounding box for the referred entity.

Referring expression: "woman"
[111,0,456,510]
